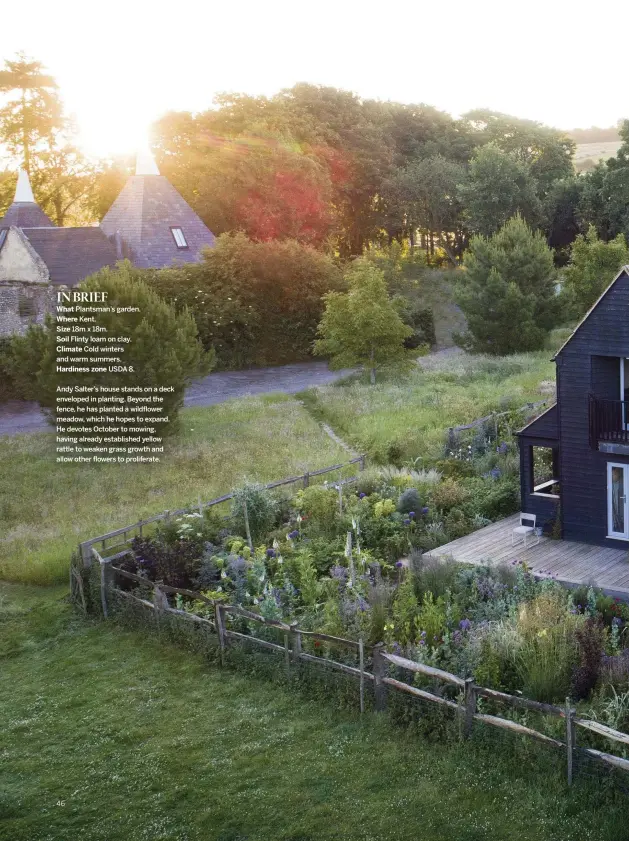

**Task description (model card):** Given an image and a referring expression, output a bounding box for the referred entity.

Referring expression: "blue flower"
[266,548,276,558]
[287,530,299,540]
[395,560,404,568]
[408,511,415,519]
[459,618,472,631]
[359,492,366,499]
[421,507,429,515]
[403,518,411,525]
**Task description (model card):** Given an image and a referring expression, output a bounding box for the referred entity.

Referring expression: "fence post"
[284,632,290,677]
[79,541,93,568]
[359,637,365,714]
[215,602,227,665]
[99,557,112,618]
[462,678,477,740]
[372,643,387,712]
[289,621,301,665]
[565,697,576,786]
[303,471,310,489]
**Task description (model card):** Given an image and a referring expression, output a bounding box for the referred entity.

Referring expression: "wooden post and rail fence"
[77,455,366,569]
[75,548,629,787]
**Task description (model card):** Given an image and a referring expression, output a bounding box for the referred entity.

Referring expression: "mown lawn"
[0,396,348,585]
[301,351,556,464]
[1,583,627,841]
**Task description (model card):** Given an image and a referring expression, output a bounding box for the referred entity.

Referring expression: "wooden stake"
[290,621,301,665]
[359,637,365,714]
[565,697,576,786]
[243,499,254,552]
[463,678,477,740]
[372,643,387,712]
[215,602,226,666]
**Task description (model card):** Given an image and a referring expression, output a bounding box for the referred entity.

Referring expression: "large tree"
[460,144,542,237]
[314,260,412,383]
[0,53,60,174]
[562,225,629,318]
[455,215,559,355]
[0,54,96,225]
[384,154,465,264]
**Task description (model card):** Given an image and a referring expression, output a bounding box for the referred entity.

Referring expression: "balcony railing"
[589,395,629,447]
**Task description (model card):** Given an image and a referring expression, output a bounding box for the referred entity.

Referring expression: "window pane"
[171,228,187,247]
[612,467,626,534]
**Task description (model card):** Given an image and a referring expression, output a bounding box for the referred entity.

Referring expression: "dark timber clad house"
[0,152,216,337]
[518,266,629,547]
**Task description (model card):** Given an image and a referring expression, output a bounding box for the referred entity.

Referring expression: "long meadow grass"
[0,395,348,585]
[301,351,556,463]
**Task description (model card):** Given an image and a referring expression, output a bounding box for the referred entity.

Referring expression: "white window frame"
[607,461,629,541]
[170,227,188,249]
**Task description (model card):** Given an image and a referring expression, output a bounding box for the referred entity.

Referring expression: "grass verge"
[0,396,348,585]
[1,583,628,841]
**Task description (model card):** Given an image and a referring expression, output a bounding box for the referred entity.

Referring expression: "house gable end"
[0,227,50,284]
[555,266,629,358]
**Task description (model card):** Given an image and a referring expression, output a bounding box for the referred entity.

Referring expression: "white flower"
[216,586,222,592]
[273,538,280,550]
[220,570,227,579]
[253,597,259,605]
[277,557,283,565]
[245,592,251,599]
[297,514,302,523]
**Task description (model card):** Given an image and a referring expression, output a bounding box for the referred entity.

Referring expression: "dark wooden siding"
[557,269,629,546]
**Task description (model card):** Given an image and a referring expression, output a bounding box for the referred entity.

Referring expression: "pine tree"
[455,215,559,355]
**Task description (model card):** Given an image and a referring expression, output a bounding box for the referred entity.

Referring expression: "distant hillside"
[574,140,622,172]
[568,126,620,144]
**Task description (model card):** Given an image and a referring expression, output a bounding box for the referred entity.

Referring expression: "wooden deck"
[426,514,629,598]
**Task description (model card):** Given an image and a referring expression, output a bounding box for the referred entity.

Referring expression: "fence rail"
[79,455,366,567]
[446,400,551,438]
[80,552,629,787]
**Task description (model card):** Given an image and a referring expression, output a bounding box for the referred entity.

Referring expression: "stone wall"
[0,283,56,337]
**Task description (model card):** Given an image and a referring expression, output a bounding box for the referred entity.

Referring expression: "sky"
[1,0,628,158]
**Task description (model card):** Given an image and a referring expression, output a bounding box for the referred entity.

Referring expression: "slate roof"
[0,201,55,231]
[100,175,215,268]
[516,403,558,440]
[22,228,118,286]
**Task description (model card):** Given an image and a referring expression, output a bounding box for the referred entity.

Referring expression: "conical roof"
[100,151,215,268]
[0,169,55,231]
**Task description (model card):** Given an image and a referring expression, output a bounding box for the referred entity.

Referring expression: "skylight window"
[171,227,188,248]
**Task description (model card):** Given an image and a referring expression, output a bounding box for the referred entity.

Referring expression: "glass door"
[608,463,629,540]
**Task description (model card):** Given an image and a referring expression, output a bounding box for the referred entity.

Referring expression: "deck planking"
[426,514,629,596]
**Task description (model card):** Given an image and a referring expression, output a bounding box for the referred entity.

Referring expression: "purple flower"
[266,548,276,558]
[287,530,299,539]
[403,518,411,526]
[459,618,472,631]
[408,511,416,519]
[331,565,348,582]
[359,492,366,499]
[395,560,404,568]
[421,507,429,515]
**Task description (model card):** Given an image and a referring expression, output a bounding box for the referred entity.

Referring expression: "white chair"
[512,513,540,547]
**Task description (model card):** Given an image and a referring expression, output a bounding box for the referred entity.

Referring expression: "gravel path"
[0,361,356,437]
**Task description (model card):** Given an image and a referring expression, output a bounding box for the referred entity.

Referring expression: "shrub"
[298,486,339,536]
[34,264,211,432]
[397,487,421,515]
[231,483,279,543]
[430,479,470,512]
[572,618,606,700]
[149,233,342,368]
